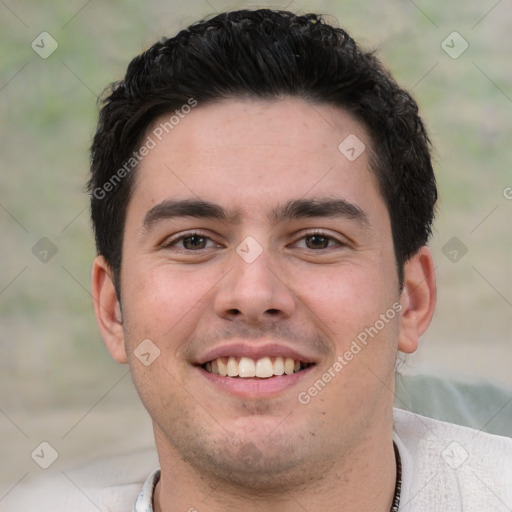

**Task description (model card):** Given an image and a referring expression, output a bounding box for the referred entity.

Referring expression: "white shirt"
[393,408,512,510]
[133,409,512,511]
[7,409,512,511]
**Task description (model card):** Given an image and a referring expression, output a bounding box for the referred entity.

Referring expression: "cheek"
[121,263,215,348]
[291,262,393,338]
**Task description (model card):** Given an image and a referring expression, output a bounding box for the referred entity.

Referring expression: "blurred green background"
[1,0,511,491]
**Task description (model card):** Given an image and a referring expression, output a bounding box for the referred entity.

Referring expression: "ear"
[397,246,437,354]
[91,255,127,363]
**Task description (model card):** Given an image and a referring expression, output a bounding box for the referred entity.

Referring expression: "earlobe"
[91,256,128,363]
[397,247,437,354]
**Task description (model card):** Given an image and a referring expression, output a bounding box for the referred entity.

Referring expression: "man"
[87,9,512,511]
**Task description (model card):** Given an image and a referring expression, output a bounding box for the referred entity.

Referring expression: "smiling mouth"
[201,356,313,378]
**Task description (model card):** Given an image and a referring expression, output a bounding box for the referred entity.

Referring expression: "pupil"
[307,235,328,249]
[184,236,206,249]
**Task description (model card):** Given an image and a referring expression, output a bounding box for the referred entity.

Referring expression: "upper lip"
[195,342,319,366]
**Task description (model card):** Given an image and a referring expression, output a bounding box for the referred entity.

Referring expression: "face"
[94,98,428,489]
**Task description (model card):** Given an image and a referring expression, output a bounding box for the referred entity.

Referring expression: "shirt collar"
[134,468,160,512]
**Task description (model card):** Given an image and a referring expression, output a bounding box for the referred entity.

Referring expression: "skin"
[92,97,436,511]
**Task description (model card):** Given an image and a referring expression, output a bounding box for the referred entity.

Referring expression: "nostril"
[266,308,280,315]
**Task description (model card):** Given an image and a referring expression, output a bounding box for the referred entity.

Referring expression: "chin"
[193,446,309,492]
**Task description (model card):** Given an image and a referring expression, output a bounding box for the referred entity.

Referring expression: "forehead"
[130,97,382,219]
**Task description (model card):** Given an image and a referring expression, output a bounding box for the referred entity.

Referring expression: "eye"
[181,235,210,250]
[163,232,218,251]
[294,233,343,250]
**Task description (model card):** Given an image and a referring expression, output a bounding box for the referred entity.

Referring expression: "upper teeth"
[204,356,304,378]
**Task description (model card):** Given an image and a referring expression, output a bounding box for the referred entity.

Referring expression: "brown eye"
[162,231,221,252]
[182,235,208,249]
[304,235,331,249]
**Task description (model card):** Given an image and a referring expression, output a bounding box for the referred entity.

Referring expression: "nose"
[213,247,296,325]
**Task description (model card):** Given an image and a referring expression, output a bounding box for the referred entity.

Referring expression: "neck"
[153,417,397,512]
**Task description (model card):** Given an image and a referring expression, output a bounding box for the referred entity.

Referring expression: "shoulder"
[2,448,158,512]
[393,408,512,511]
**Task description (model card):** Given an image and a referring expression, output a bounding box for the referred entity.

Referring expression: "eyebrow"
[142,197,368,230]
[271,198,368,225]
[143,199,231,229]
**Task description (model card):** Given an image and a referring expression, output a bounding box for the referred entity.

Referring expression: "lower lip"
[197,365,314,399]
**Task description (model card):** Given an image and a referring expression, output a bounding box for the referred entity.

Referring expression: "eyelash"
[162,231,217,251]
[162,230,345,251]
[293,230,344,250]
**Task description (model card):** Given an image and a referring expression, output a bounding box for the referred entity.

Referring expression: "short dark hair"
[88,9,437,293]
